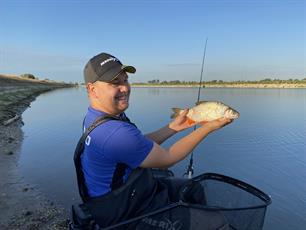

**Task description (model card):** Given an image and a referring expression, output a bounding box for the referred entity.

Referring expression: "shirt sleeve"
[103,122,154,169]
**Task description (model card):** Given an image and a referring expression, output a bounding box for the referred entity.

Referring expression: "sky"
[1,0,305,83]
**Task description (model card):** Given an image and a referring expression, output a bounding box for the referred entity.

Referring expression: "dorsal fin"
[195,100,209,105]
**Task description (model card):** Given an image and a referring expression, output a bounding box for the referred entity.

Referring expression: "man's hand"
[169,109,196,132]
[201,117,233,131]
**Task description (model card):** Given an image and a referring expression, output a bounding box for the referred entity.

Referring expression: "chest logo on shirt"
[85,135,91,146]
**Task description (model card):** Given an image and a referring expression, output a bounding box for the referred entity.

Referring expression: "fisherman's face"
[89,72,131,115]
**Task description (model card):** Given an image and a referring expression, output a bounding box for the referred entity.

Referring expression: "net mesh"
[188,173,270,230]
[104,173,271,230]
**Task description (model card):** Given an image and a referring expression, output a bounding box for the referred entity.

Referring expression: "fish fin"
[195,100,209,105]
[187,117,195,125]
[171,108,182,119]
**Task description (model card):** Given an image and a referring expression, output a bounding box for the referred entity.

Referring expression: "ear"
[86,83,98,98]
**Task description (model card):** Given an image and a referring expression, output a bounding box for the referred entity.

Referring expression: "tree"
[148,79,160,84]
[21,73,36,79]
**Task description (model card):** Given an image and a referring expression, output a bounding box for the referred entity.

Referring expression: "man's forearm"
[142,124,216,169]
[167,124,215,165]
[145,125,177,144]
[140,118,232,169]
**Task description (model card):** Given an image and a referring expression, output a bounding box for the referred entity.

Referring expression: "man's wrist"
[199,123,217,133]
[168,123,178,134]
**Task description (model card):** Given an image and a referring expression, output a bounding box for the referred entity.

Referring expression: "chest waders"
[72,114,272,230]
[74,115,169,228]
[73,116,272,230]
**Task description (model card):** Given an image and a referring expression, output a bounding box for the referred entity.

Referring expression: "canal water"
[19,87,306,229]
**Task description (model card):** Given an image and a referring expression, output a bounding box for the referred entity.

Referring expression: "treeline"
[134,78,306,85]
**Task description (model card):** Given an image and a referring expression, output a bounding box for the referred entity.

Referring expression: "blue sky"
[1,0,305,83]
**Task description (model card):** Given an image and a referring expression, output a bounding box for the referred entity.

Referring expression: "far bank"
[131,83,306,89]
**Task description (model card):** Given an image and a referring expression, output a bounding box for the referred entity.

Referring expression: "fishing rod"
[184,38,208,179]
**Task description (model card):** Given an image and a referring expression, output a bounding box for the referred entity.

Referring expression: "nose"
[119,82,130,93]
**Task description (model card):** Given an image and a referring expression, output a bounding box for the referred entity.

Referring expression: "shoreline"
[0,75,73,229]
[131,83,306,89]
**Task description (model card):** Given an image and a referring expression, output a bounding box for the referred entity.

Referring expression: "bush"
[21,73,36,79]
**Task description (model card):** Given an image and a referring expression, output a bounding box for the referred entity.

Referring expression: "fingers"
[218,117,233,127]
[217,117,232,122]
[224,118,233,124]
[169,109,192,132]
[198,120,208,126]
[200,117,234,130]
[180,108,189,117]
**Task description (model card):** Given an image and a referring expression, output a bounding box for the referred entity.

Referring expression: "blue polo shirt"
[81,107,154,197]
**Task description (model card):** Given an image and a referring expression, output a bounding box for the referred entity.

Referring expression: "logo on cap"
[100,57,118,67]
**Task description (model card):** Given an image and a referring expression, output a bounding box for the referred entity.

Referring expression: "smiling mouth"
[116,94,129,102]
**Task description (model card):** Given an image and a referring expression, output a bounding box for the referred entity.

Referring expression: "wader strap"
[74,114,134,202]
[121,114,137,127]
[111,163,128,190]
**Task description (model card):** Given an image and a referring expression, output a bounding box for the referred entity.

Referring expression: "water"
[19,87,306,230]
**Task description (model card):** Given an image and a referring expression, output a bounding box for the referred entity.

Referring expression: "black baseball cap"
[83,52,136,84]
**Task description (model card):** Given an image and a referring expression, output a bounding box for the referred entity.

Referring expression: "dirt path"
[0,75,75,229]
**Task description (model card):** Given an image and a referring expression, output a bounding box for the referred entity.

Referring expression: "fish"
[171,101,239,124]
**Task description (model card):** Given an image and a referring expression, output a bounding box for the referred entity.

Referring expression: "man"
[76,52,232,227]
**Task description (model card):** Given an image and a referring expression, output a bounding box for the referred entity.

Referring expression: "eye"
[110,75,129,86]
[111,82,120,87]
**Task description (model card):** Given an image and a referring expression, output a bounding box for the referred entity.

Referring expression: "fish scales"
[171,101,239,123]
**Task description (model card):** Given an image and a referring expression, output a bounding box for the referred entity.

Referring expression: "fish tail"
[171,108,182,119]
